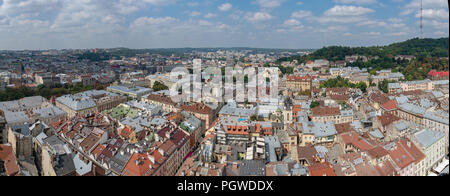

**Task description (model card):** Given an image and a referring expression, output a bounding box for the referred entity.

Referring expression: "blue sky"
[0,0,448,49]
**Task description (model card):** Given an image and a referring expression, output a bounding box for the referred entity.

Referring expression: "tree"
[310,101,320,109]
[152,81,169,92]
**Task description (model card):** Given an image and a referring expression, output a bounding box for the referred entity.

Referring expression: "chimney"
[407,141,411,148]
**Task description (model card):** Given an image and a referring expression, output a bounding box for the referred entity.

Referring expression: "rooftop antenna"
[420,0,423,39]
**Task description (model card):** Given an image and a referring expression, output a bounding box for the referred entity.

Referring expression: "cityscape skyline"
[0,0,448,50]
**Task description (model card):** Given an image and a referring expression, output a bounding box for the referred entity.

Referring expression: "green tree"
[310,101,320,109]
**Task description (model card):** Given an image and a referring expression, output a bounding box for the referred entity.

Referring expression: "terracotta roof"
[92,144,106,159]
[399,139,426,164]
[146,94,176,106]
[340,131,377,151]
[179,103,212,115]
[312,106,340,116]
[330,94,348,101]
[335,123,352,134]
[226,125,250,136]
[122,151,163,176]
[80,133,101,153]
[377,113,401,127]
[369,92,390,105]
[120,126,134,139]
[297,146,318,165]
[374,160,396,176]
[287,75,311,81]
[386,141,415,169]
[382,100,397,111]
[0,144,20,176]
[308,162,336,176]
[367,146,388,159]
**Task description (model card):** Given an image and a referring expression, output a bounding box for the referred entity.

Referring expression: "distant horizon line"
[0,36,447,52]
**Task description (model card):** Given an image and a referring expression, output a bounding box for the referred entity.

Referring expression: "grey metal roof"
[274,163,289,176]
[53,154,76,176]
[303,121,337,137]
[219,103,256,117]
[394,120,409,132]
[107,85,152,96]
[369,129,384,139]
[11,125,30,136]
[388,83,401,89]
[35,132,48,145]
[73,153,92,176]
[264,136,281,163]
[239,160,266,176]
[424,111,449,125]
[395,96,409,104]
[415,129,446,149]
[398,103,426,116]
[56,95,96,111]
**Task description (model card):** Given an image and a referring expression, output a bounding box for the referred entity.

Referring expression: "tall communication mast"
[420,0,423,38]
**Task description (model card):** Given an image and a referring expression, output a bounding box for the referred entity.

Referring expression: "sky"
[0,0,448,50]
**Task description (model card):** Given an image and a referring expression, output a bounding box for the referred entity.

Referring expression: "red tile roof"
[335,123,352,134]
[92,144,106,159]
[399,139,425,164]
[312,106,340,116]
[382,100,397,111]
[386,141,415,169]
[367,146,388,159]
[0,144,20,176]
[377,113,401,127]
[308,162,336,176]
[428,70,449,77]
[340,131,377,151]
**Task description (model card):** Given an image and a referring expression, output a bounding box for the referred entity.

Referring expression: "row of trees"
[0,83,106,102]
[320,76,368,93]
[278,38,448,64]
[277,37,449,81]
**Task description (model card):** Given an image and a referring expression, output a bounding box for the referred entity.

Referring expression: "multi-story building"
[56,90,126,118]
[413,129,446,175]
[286,75,312,93]
[423,112,449,151]
[107,85,153,99]
[311,106,352,124]
[0,96,67,126]
[393,79,434,92]
[300,121,337,146]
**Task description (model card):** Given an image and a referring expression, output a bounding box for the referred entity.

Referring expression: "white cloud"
[219,3,232,11]
[402,0,448,15]
[254,0,285,9]
[205,13,217,18]
[131,17,177,27]
[245,12,273,23]
[332,0,377,4]
[291,10,312,19]
[189,11,201,17]
[365,32,381,36]
[416,9,449,20]
[357,20,387,27]
[324,5,374,16]
[283,19,301,26]
[316,5,374,23]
